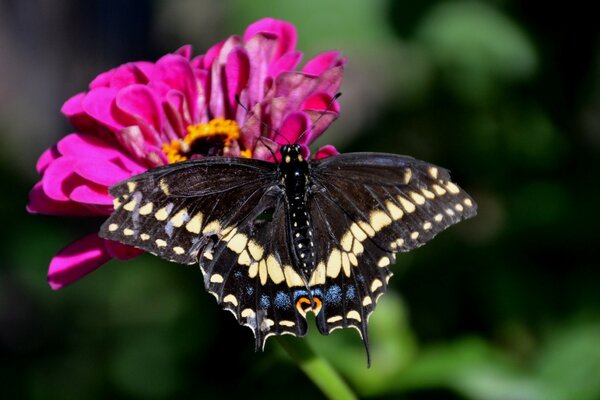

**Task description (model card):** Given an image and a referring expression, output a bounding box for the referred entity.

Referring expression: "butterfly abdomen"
[279,145,315,277]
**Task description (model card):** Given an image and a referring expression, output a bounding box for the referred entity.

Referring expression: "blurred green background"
[2,1,600,399]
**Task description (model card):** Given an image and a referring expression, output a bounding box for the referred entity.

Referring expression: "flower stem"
[276,336,357,400]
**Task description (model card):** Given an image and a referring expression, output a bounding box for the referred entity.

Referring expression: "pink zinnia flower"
[28,18,345,290]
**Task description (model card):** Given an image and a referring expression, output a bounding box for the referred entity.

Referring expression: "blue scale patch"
[246,286,254,295]
[274,292,292,309]
[346,286,356,301]
[310,288,323,299]
[325,285,342,305]
[293,289,309,301]
[259,294,270,309]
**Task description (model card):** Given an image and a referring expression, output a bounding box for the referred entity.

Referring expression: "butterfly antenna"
[295,92,341,144]
[235,95,290,146]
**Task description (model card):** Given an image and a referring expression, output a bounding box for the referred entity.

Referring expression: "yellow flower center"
[162,118,252,163]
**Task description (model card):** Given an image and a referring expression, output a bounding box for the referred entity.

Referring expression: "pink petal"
[82,87,122,131]
[115,84,163,143]
[42,157,81,201]
[202,39,225,69]
[57,133,144,175]
[153,54,200,122]
[62,93,101,133]
[244,18,297,59]
[278,112,309,144]
[115,125,161,168]
[303,51,343,75]
[47,234,113,290]
[302,92,340,112]
[108,62,150,88]
[313,144,339,160]
[36,145,60,174]
[174,44,193,60]
[73,157,133,186]
[27,182,96,216]
[269,50,303,76]
[245,33,278,105]
[313,65,345,98]
[225,48,250,111]
[69,182,113,206]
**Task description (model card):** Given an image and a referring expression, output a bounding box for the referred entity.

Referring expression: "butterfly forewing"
[100,158,278,264]
[310,152,477,254]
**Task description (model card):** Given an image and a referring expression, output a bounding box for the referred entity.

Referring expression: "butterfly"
[99,143,477,363]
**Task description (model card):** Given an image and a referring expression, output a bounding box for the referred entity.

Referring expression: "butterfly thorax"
[278,145,315,277]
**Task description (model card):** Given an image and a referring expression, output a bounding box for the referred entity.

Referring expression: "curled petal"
[47,234,114,290]
[74,158,131,186]
[245,33,278,105]
[225,48,250,111]
[303,51,344,75]
[42,157,81,202]
[302,92,340,112]
[279,112,309,145]
[174,44,193,60]
[313,144,339,160]
[82,87,122,131]
[115,84,163,133]
[244,18,297,59]
[153,54,200,122]
[27,182,95,216]
[69,182,113,207]
[269,50,303,76]
[36,145,60,174]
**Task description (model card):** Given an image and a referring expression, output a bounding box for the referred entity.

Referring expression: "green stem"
[276,336,357,400]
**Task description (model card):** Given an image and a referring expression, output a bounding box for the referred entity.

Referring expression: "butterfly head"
[280,144,303,163]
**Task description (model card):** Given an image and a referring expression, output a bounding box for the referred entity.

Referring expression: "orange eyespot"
[295,296,323,316]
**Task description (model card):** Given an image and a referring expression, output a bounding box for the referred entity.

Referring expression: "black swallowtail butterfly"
[99,144,477,362]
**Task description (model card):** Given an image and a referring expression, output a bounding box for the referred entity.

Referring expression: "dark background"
[1,1,599,399]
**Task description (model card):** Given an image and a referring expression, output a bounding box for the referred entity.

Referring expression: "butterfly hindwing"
[308,188,393,349]
[199,195,310,348]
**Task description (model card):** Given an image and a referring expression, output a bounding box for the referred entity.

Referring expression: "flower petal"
[115,84,163,132]
[313,144,339,160]
[269,50,303,76]
[36,145,60,174]
[27,182,95,216]
[73,157,132,186]
[69,182,113,206]
[278,112,309,145]
[82,87,122,131]
[153,54,200,122]
[245,33,278,106]
[244,18,297,59]
[303,51,344,75]
[225,48,250,110]
[47,234,113,290]
[42,157,81,202]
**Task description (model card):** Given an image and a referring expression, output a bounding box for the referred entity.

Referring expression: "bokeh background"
[2,1,600,399]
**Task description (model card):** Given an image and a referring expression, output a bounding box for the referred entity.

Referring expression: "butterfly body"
[100,147,477,361]
[279,145,316,278]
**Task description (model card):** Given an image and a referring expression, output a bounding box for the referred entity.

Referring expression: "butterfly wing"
[99,157,309,347]
[307,152,477,352]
